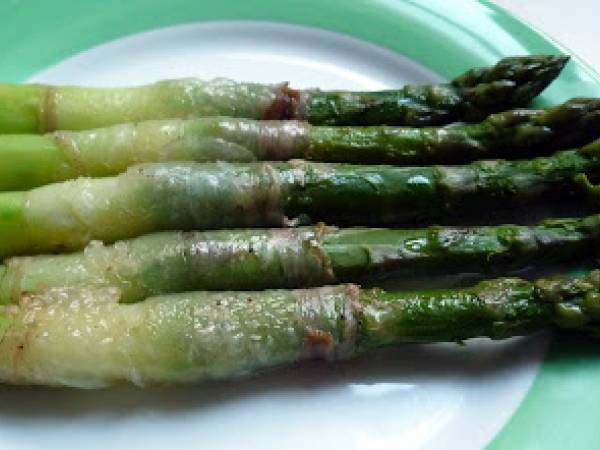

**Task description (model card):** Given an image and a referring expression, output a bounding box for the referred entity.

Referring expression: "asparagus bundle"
[2,141,600,258]
[2,214,599,304]
[3,98,600,190]
[0,55,567,133]
[0,270,597,387]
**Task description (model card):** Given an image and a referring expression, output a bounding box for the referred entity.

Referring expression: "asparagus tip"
[451,54,570,117]
[537,270,600,336]
[452,54,569,88]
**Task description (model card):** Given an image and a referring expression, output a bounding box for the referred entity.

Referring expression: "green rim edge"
[1,0,599,448]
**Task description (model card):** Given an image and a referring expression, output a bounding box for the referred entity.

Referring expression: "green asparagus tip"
[452,55,570,117]
[531,99,600,150]
[452,54,569,89]
[541,97,600,128]
[573,139,600,202]
[574,174,600,206]
[536,270,600,335]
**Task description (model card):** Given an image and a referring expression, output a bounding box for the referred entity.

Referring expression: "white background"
[494,0,600,71]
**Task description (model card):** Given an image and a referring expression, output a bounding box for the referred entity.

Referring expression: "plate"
[0,1,599,449]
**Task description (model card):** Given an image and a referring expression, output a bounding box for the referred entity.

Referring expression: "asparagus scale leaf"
[2,141,600,257]
[0,270,598,387]
[0,55,567,133]
[2,214,599,304]
[2,97,599,190]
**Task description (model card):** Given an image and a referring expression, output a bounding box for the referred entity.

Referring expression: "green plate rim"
[1,0,599,448]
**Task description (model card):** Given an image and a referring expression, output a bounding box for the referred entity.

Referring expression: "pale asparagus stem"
[0,55,568,132]
[50,118,311,169]
[4,97,600,190]
[2,141,600,258]
[0,270,599,387]
[0,285,360,387]
[0,78,286,133]
[0,119,312,190]
[1,214,599,304]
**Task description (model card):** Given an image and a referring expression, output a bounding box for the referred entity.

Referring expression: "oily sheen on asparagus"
[2,97,600,189]
[0,55,568,133]
[2,141,600,258]
[1,214,599,304]
[0,270,598,387]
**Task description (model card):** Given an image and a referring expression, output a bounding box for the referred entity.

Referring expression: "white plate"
[0,22,548,450]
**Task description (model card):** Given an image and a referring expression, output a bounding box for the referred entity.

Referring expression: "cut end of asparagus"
[452,54,569,119]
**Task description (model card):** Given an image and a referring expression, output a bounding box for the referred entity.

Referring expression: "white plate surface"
[0,21,548,450]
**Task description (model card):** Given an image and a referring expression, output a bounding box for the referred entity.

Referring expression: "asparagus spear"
[2,97,599,190]
[0,270,598,387]
[2,214,599,304]
[0,55,567,133]
[2,140,600,258]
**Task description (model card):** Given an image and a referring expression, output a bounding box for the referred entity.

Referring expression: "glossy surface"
[0,285,357,387]
[3,271,597,387]
[0,55,567,132]
[9,95,600,190]
[3,215,599,304]
[5,148,600,258]
[1,1,599,448]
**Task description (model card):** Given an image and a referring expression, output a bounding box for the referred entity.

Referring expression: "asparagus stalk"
[0,270,598,387]
[2,140,600,258]
[2,214,599,304]
[308,55,569,125]
[0,55,567,133]
[2,97,599,190]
